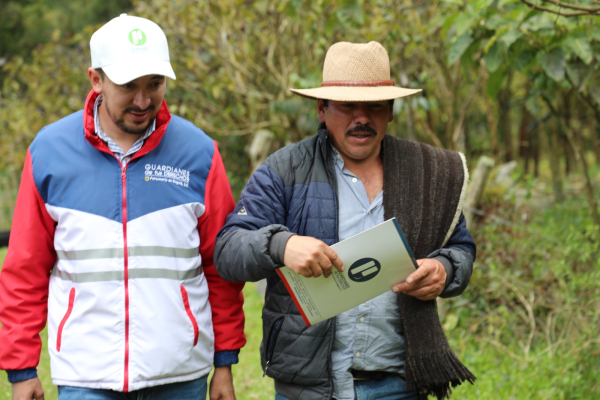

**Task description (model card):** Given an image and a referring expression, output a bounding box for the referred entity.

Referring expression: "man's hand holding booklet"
[276,218,419,326]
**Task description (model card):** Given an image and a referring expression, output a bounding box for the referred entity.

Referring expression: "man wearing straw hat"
[0,14,244,400]
[214,41,476,399]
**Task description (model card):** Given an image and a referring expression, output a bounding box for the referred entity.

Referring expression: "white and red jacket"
[0,91,245,391]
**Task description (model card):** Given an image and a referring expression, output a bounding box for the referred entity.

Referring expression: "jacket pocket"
[57,287,76,352]
[263,316,285,377]
[180,285,199,346]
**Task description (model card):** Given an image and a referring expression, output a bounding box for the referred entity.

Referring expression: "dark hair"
[95,68,105,81]
[321,99,394,108]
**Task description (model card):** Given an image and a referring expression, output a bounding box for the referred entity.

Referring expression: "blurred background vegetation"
[0,0,599,398]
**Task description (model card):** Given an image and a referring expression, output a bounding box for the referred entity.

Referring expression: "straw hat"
[290,41,421,102]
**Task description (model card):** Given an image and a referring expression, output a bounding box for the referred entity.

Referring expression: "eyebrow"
[151,75,165,80]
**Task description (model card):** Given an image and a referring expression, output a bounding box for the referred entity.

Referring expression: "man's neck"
[98,101,144,153]
[337,149,384,204]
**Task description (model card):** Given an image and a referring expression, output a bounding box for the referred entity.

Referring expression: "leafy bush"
[442,193,600,398]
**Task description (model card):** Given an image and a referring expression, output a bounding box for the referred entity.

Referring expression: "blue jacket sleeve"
[6,368,37,383]
[214,164,292,282]
[428,213,476,298]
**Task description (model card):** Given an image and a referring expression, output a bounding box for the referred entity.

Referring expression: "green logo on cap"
[128,29,147,46]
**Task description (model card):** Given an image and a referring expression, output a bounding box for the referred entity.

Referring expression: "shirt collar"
[331,145,346,171]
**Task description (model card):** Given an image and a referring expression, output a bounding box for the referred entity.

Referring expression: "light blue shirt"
[331,147,405,400]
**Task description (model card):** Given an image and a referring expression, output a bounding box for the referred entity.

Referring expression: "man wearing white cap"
[0,14,244,400]
[215,41,476,399]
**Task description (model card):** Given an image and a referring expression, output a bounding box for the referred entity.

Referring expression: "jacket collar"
[317,122,331,161]
[82,90,172,161]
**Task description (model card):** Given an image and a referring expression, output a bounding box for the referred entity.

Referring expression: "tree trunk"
[464,121,472,161]
[485,94,499,159]
[497,73,514,162]
[562,92,573,175]
[518,104,530,173]
[543,95,600,230]
[533,126,539,178]
[595,124,600,165]
[547,122,564,203]
[464,156,495,230]
[247,129,275,177]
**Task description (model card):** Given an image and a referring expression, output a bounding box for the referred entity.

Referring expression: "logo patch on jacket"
[237,206,248,215]
[144,164,190,188]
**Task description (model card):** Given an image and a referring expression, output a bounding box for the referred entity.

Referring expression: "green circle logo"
[128,29,147,46]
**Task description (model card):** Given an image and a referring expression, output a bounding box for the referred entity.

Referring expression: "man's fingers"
[392,259,446,299]
[392,282,405,293]
[406,261,432,283]
[299,267,314,278]
[309,264,324,278]
[283,237,345,278]
[404,285,436,298]
[411,290,437,301]
[392,261,433,293]
[393,283,437,299]
[392,273,422,293]
[317,251,335,278]
[324,247,344,272]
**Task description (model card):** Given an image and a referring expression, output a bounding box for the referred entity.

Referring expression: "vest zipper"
[121,165,130,392]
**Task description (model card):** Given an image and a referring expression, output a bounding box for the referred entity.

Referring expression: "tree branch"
[541,0,600,12]
[520,0,600,16]
[452,61,485,148]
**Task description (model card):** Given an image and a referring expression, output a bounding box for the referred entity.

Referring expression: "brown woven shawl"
[381,135,476,399]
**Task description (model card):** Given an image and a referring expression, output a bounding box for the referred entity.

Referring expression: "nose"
[132,89,151,111]
[352,103,370,125]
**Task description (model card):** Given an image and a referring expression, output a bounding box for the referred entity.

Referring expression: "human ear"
[88,68,103,94]
[317,99,327,123]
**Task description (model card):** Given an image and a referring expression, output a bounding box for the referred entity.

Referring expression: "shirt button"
[356,352,361,358]
[359,317,365,323]
[352,177,358,183]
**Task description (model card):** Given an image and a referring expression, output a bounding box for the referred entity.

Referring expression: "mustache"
[345,124,377,136]
[124,105,156,113]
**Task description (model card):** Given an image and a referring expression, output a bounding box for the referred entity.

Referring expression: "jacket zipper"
[56,287,76,352]
[322,131,338,399]
[328,132,338,400]
[263,316,285,377]
[121,165,130,392]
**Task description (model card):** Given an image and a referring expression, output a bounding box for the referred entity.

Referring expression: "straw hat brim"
[289,86,422,102]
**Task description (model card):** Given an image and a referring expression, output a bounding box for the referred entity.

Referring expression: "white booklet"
[276,218,418,326]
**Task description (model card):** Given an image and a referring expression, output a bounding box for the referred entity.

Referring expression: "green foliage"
[0,0,133,60]
[0,170,18,231]
[0,27,91,169]
[0,0,512,177]
[442,0,600,105]
[441,193,600,398]
[2,0,599,184]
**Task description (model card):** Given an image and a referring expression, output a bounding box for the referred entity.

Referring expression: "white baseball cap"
[90,14,176,84]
